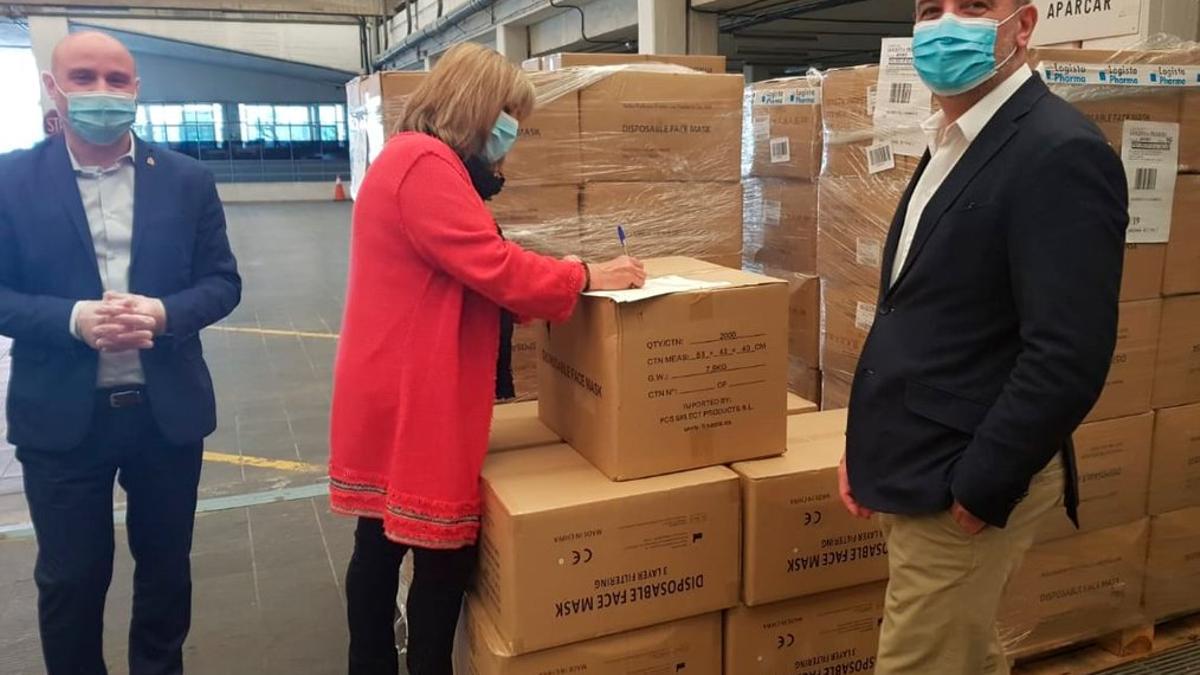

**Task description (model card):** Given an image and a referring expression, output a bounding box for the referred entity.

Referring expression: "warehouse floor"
[0,202,361,675]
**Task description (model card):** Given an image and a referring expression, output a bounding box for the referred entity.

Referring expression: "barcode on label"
[770,137,791,163]
[763,200,782,226]
[866,142,896,174]
[856,238,882,268]
[866,85,878,116]
[1134,167,1158,191]
[889,82,913,105]
[855,302,877,332]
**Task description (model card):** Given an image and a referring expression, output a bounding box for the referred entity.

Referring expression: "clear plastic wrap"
[742,177,818,275]
[1029,38,1200,173]
[998,519,1151,660]
[742,75,823,181]
[346,71,427,199]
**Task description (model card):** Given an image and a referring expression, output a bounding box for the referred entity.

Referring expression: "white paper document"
[1122,121,1180,244]
[584,275,732,303]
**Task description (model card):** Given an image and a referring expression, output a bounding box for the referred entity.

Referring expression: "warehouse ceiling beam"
[3,0,386,16]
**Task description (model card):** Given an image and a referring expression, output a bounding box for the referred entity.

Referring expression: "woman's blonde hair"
[400,43,536,158]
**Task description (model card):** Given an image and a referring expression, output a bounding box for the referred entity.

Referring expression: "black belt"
[99,388,145,409]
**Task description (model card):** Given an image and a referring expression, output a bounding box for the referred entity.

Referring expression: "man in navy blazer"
[0,32,240,674]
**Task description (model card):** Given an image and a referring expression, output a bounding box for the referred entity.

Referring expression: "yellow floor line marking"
[203,450,326,474]
[208,326,339,340]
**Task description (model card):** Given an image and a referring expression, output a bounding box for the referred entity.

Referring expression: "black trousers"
[346,517,477,675]
[18,392,204,675]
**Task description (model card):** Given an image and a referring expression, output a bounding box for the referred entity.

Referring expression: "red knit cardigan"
[328,133,585,549]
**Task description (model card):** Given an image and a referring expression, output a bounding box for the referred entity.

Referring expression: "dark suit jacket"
[0,134,242,451]
[845,75,1128,528]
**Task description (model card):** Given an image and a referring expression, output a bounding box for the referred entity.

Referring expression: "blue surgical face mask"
[51,77,138,146]
[483,111,519,163]
[912,9,1022,97]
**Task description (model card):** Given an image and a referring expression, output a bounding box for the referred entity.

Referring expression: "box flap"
[787,392,818,415]
[489,400,560,452]
[483,444,738,514]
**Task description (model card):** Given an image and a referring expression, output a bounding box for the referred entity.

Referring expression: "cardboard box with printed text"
[1037,412,1153,542]
[732,413,888,606]
[723,581,886,675]
[1149,403,1200,515]
[744,178,819,275]
[746,79,823,181]
[1085,299,1161,422]
[474,444,741,654]
[455,602,723,674]
[1152,294,1200,409]
[1143,506,1200,621]
[537,257,788,481]
[1164,175,1200,296]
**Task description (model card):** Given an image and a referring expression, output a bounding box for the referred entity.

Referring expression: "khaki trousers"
[874,456,1064,675]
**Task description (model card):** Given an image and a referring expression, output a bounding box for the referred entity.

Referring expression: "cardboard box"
[489,185,581,259]
[816,176,907,292]
[1085,299,1161,423]
[508,322,540,402]
[999,519,1149,659]
[753,270,820,368]
[1164,175,1200,296]
[788,358,821,403]
[744,178,818,275]
[579,182,743,263]
[746,79,822,180]
[542,52,727,74]
[1152,294,1200,409]
[1144,506,1200,621]
[455,602,723,675]
[787,392,818,416]
[520,56,541,72]
[822,369,855,411]
[1120,243,1166,301]
[1031,49,1189,163]
[345,71,427,198]
[1182,88,1200,174]
[577,70,744,182]
[820,281,878,375]
[819,65,926,179]
[475,445,741,654]
[723,581,886,674]
[537,257,788,481]
[788,408,848,445]
[505,72,584,186]
[1149,403,1200,515]
[1037,412,1153,542]
[732,417,888,605]
[489,400,560,453]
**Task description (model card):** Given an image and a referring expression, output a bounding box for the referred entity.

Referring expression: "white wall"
[80,18,363,72]
[217,181,338,202]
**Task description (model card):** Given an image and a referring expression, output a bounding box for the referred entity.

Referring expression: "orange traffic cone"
[333,176,348,202]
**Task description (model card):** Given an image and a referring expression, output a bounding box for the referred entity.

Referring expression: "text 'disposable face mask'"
[912,8,1022,97]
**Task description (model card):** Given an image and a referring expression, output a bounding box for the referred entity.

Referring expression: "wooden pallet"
[1014,613,1200,675]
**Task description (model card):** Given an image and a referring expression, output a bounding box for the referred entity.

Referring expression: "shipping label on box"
[455,602,723,675]
[1038,412,1153,542]
[1085,298,1161,423]
[873,38,933,159]
[1121,121,1179,243]
[733,426,888,606]
[1152,294,1200,409]
[999,519,1149,659]
[476,445,740,654]
[1144,506,1200,621]
[723,582,886,675]
[1149,403,1200,514]
[748,79,822,180]
[538,257,787,481]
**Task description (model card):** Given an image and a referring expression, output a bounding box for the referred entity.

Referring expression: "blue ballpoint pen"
[617,225,628,255]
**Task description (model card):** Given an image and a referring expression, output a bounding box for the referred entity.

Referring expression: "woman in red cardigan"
[329,43,644,675]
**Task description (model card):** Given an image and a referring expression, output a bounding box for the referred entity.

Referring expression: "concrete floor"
[0,202,361,675]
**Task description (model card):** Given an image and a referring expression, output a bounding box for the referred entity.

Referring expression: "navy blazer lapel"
[48,135,100,279]
[886,76,1050,298]
[131,137,157,272]
[878,151,930,303]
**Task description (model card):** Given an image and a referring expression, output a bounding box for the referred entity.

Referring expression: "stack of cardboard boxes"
[990,47,1200,659]
[456,256,796,672]
[347,59,746,401]
[741,76,824,402]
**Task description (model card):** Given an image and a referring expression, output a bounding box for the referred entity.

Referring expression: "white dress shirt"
[890,65,1034,287]
[66,134,145,388]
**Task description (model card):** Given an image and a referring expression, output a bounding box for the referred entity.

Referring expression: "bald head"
[46,31,138,97]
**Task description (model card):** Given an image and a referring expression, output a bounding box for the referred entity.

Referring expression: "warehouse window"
[239,103,347,143]
[0,47,45,153]
[135,103,224,144]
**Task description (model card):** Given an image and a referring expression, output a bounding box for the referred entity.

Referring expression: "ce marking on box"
[803,510,822,526]
[559,548,594,566]
[777,633,796,649]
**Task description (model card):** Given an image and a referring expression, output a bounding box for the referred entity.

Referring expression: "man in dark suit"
[837,1,1127,673]
[0,32,240,674]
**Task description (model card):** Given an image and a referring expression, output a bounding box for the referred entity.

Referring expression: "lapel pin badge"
[147,156,156,167]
